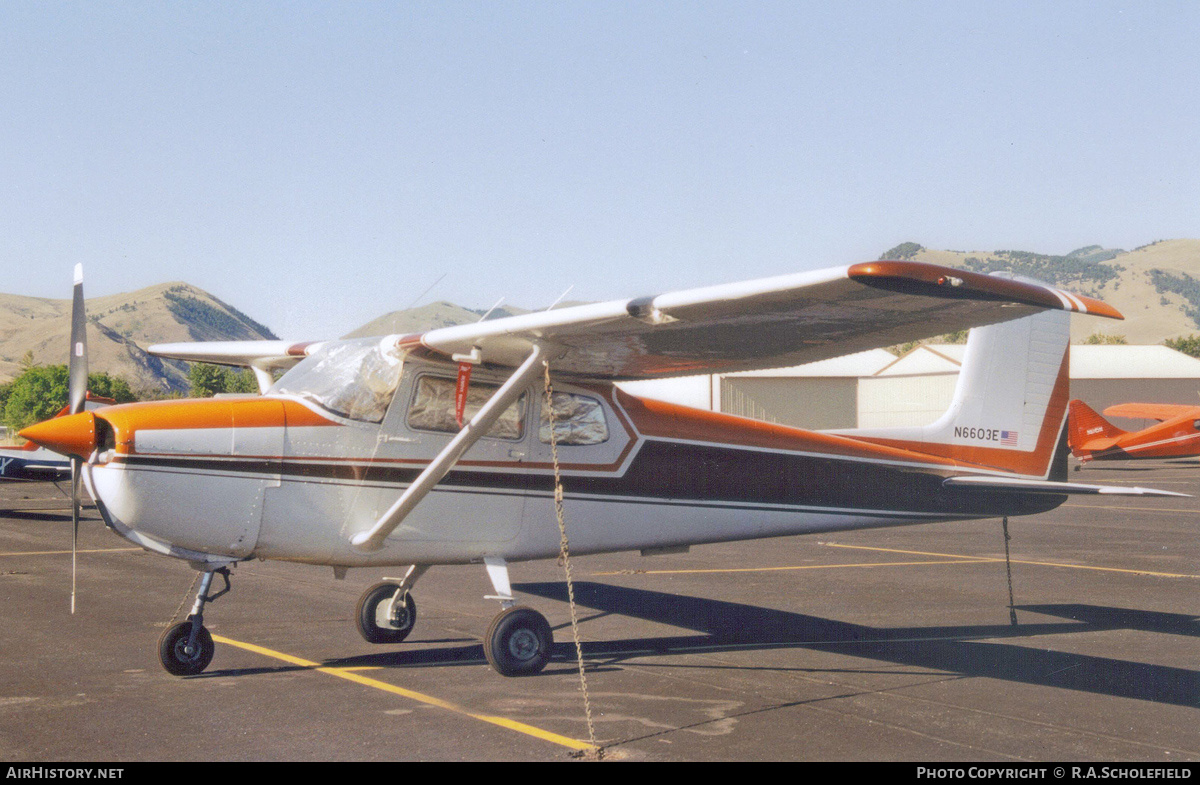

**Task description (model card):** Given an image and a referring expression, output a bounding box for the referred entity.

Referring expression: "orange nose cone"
[18,412,97,459]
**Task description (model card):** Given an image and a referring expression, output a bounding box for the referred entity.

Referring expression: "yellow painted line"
[591,558,990,577]
[0,547,141,557]
[211,634,597,753]
[823,543,1200,580]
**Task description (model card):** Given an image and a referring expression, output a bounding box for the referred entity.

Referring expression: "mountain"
[4,240,1197,393]
[0,282,277,393]
[344,301,532,338]
[881,239,1200,344]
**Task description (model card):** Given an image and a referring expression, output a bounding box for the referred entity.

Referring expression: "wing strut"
[350,344,545,553]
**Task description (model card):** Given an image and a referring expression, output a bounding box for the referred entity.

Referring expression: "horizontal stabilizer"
[942,476,1188,497]
[1103,403,1200,422]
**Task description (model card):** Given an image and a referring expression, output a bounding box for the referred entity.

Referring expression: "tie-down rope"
[543,361,601,758]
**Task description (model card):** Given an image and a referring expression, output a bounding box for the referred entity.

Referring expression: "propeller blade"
[68,264,87,416]
[68,265,87,614]
[71,458,79,615]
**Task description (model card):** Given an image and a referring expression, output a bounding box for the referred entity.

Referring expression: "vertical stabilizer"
[832,307,1071,478]
[1067,399,1127,458]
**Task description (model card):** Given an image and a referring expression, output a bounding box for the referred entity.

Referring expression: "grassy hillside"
[0,282,277,394]
[883,240,1200,344]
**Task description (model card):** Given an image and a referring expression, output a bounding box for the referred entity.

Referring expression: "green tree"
[188,363,231,397]
[87,372,137,403]
[1164,334,1200,358]
[1082,333,1128,345]
[3,366,138,432]
[4,365,69,431]
[188,363,260,397]
[228,368,260,394]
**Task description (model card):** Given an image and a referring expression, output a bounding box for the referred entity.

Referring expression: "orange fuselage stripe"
[99,398,338,454]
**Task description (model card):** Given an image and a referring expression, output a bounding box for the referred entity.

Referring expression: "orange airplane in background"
[1068,399,1200,463]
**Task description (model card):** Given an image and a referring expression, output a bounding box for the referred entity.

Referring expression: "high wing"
[148,262,1118,383]
[146,340,323,370]
[1102,403,1200,422]
[147,340,325,392]
[413,261,1120,378]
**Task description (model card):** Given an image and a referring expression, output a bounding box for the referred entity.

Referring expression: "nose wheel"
[158,619,215,676]
[158,566,231,676]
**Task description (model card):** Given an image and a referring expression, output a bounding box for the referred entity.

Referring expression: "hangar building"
[617,345,1200,431]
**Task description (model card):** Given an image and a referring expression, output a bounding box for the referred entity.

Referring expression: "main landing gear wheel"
[484,606,553,677]
[356,582,418,644]
[158,619,215,676]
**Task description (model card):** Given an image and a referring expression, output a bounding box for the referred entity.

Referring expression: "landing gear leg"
[356,565,426,644]
[158,567,231,676]
[481,557,552,677]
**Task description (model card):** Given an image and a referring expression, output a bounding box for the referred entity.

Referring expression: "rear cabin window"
[539,392,609,445]
[407,375,526,440]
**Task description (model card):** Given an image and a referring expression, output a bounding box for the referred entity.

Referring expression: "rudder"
[1067,399,1127,458]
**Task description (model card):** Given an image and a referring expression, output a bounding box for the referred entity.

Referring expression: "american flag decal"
[1001,430,1018,446]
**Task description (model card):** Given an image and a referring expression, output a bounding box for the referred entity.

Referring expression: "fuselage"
[70,357,1062,568]
[1073,412,1200,462]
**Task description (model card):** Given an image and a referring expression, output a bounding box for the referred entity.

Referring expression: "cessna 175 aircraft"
[20,262,1180,677]
[1068,398,1200,463]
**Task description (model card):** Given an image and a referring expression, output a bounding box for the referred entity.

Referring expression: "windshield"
[270,337,405,423]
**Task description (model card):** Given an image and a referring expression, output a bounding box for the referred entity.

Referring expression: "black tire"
[483,606,553,677]
[356,582,417,644]
[158,620,214,676]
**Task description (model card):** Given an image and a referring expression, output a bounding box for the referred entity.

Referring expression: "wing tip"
[850,261,1123,319]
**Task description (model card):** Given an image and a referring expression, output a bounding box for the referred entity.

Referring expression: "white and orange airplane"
[1068,399,1200,463]
[20,262,1181,677]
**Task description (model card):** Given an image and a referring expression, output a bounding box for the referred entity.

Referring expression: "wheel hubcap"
[174,639,198,662]
[508,628,539,661]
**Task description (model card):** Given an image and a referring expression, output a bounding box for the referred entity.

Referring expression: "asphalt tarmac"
[0,462,1196,762]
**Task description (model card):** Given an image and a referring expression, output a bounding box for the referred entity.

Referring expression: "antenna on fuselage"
[546,285,574,311]
[477,298,505,322]
[403,273,448,311]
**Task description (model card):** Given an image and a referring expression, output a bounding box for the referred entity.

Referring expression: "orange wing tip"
[850,261,1123,319]
[1066,292,1123,320]
[18,412,97,459]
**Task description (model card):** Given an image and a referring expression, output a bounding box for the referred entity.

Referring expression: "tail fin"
[1067,399,1127,458]
[835,308,1071,478]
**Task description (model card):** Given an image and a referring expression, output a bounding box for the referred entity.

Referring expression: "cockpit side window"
[539,392,609,445]
[407,375,526,440]
[269,337,405,423]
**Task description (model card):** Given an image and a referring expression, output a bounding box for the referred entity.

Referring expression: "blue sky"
[3,2,1198,338]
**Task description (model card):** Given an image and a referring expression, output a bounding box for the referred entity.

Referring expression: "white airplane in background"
[0,442,71,481]
[20,261,1180,677]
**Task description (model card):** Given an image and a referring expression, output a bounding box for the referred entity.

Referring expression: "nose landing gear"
[158,566,231,676]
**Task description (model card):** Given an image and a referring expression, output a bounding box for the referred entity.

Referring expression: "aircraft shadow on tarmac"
[212,581,1198,708]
